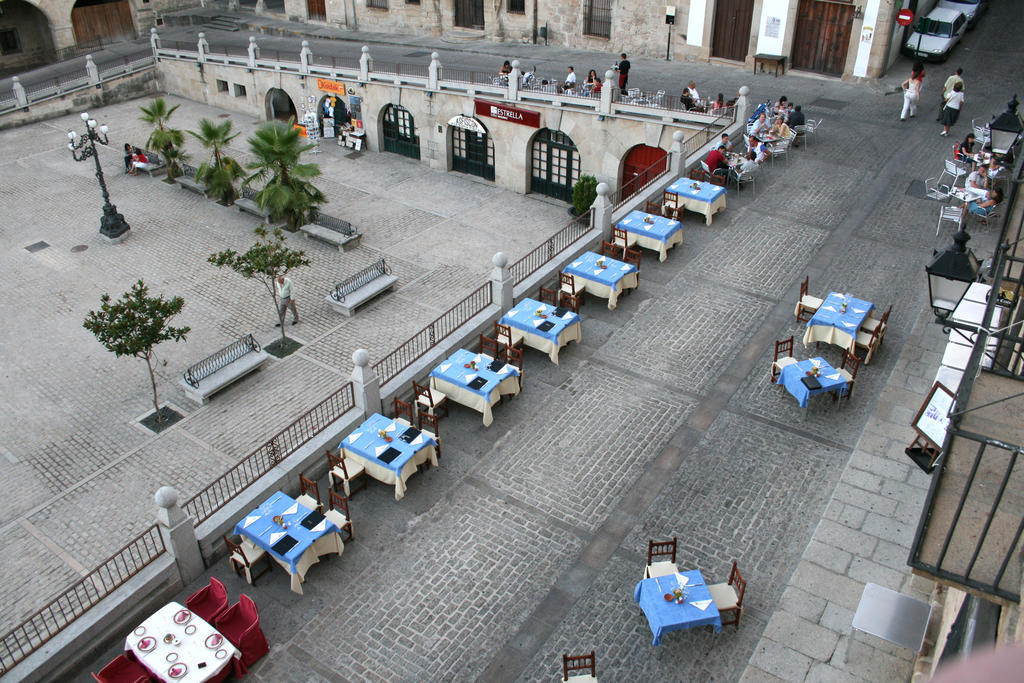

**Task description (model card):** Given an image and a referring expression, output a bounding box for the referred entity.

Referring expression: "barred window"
[583,0,611,38]
[508,0,525,13]
[367,0,387,8]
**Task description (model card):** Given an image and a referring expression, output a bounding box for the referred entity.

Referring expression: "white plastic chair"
[936,205,964,236]
[972,119,991,146]
[731,167,757,194]
[943,159,968,187]
[925,177,954,202]
[768,139,790,167]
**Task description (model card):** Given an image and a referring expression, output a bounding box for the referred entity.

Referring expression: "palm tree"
[243,120,326,231]
[140,97,187,178]
[189,118,245,204]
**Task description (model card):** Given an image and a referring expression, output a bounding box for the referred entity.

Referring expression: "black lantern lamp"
[67,111,131,241]
[926,227,980,319]
[989,95,1023,157]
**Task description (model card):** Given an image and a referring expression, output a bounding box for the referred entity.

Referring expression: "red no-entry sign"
[897,8,914,26]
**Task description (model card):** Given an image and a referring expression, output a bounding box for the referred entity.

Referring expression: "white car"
[936,0,987,29]
[903,8,968,62]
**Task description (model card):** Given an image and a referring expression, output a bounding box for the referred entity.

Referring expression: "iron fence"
[0,526,165,674]
[439,67,503,87]
[373,282,493,386]
[371,61,429,79]
[509,211,592,285]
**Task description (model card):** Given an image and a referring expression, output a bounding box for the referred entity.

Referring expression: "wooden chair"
[538,285,558,305]
[644,200,662,216]
[327,447,367,497]
[186,576,229,624]
[836,350,861,400]
[562,650,597,681]
[709,172,727,187]
[623,248,641,294]
[479,334,501,360]
[413,379,449,418]
[770,336,798,383]
[394,396,414,425]
[612,226,629,252]
[796,276,823,323]
[644,537,679,579]
[559,272,585,311]
[506,345,523,389]
[861,304,892,339]
[875,305,893,346]
[92,654,152,683]
[324,489,354,541]
[494,321,523,354]
[689,167,707,182]
[708,561,746,630]
[297,472,322,512]
[224,535,272,585]
[418,409,441,459]
[855,322,883,365]
[600,240,623,260]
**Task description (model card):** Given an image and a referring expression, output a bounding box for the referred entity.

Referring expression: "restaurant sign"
[474,99,540,128]
[446,115,487,134]
[317,78,347,96]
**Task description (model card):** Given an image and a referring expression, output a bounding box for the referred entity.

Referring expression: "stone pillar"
[599,69,614,115]
[359,46,371,83]
[736,85,750,130]
[247,36,259,69]
[12,77,26,107]
[669,130,686,177]
[299,40,312,75]
[155,486,205,584]
[490,252,513,312]
[592,182,613,242]
[255,0,265,13]
[150,28,161,56]
[197,32,209,64]
[427,51,440,91]
[508,60,520,101]
[351,349,381,417]
[85,55,99,87]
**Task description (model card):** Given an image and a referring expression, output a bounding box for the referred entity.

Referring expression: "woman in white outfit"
[901,62,925,121]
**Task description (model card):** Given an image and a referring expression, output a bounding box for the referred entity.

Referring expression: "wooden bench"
[753,54,786,77]
[235,186,284,225]
[324,258,397,317]
[299,211,362,251]
[132,148,167,177]
[175,163,207,197]
[179,334,270,405]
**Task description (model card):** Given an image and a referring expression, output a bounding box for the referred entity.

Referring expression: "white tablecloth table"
[429,350,521,426]
[125,602,240,682]
[340,413,438,500]
[499,298,582,364]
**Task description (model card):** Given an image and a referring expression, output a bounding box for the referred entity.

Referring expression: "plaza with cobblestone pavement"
[1,1,1022,680]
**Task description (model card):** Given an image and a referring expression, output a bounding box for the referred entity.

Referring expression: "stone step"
[441,29,486,43]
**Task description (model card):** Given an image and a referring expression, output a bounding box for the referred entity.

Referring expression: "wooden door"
[71,0,134,47]
[791,0,855,76]
[454,0,484,29]
[711,0,755,61]
[307,0,326,21]
[620,145,667,202]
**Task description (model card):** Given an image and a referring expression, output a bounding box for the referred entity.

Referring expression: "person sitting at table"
[679,87,695,110]
[688,80,701,103]
[711,93,726,113]
[773,96,789,117]
[769,117,793,140]
[499,60,512,76]
[706,145,729,178]
[583,69,600,95]
[968,187,1002,216]
[750,111,770,138]
[720,132,733,152]
[746,135,768,164]
[736,151,760,176]
[987,157,1005,185]
[966,164,988,191]
[954,132,976,162]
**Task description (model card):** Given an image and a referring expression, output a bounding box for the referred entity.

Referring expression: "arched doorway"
[265,88,297,122]
[381,104,420,160]
[530,129,580,202]
[71,0,134,48]
[620,144,667,202]
[450,118,494,181]
[0,0,55,71]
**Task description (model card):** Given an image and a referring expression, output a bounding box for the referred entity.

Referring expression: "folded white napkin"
[571,260,582,267]
[810,359,822,367]
[840,321,855,328]
[473,354,483,363]
[283,503,298,516]
[439,363,451,372]
[507,309,519,317]
[498,364,511,375]
[385,421,397,433]
[465,373,478,382]
[375,445,388,456]
[243,514,261,528]
[621,265,631,271]
[822,305,837,312]
[826,373,841,380]
[269,532,285,544]
[412,435,424,446]
[643,224,652,231]
[562,312,574,320]
[532,319,543,328]
[853,307,866,314]
[675,573,689,588]
[593,269,603,276]
[311,519,327,533]
[690,599,713,611]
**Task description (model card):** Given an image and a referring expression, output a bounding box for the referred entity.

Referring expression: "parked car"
[903,8,968,62]
[936,0,987,29]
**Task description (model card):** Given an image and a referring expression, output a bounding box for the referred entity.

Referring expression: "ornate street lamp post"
[67,111,131,241]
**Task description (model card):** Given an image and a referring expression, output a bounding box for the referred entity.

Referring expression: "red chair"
[186,576,229,623]
[214,594,269,669]
[91,654,151,683]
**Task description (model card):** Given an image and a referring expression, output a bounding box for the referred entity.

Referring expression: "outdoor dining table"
[777,358,848,408]
[663,178,727,225]
[429,349,521,427]
[615,210,684,262]
[562,251,639,310]
[950,186,988,204]
[341,412,438,500]
[234,491,344,595]
[499,297,582,364]
[803,292,875,354]
[634,569,721,646]
[125,601,241,682]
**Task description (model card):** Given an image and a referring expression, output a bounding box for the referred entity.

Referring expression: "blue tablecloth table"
[499,298,582,364]
[616,210,684,262]
[777,358,848,408]
[803,292,875,354]
[562,251,639,310]
[340,413,439,500]
[664,178,728,225]
[634,569,722,646]
[234,491,343,594]
[429,349,521,426]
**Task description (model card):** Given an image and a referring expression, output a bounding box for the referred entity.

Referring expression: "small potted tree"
[571,174,598,216]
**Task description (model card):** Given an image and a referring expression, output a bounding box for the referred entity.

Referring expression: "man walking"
[275,275,299,326]
[939,67,964,120]
[615,53,630,90]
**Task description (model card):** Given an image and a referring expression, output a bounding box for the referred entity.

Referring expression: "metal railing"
[509,210,593,285]
[182,381,356,524]
[611,157,671,209]
[0,55,155,115]
[310,210,356,237]
[0,526,165,674]
[182,334,260,388]
[331,259,390,302]
[374,282,493,386]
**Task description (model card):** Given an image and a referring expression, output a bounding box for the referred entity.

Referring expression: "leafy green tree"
[243,120,326,231]
[190,118,245,204]
[208,226,311,346]
[83,280,190,423]
[140,97,188,179]
[572,174,598,216]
